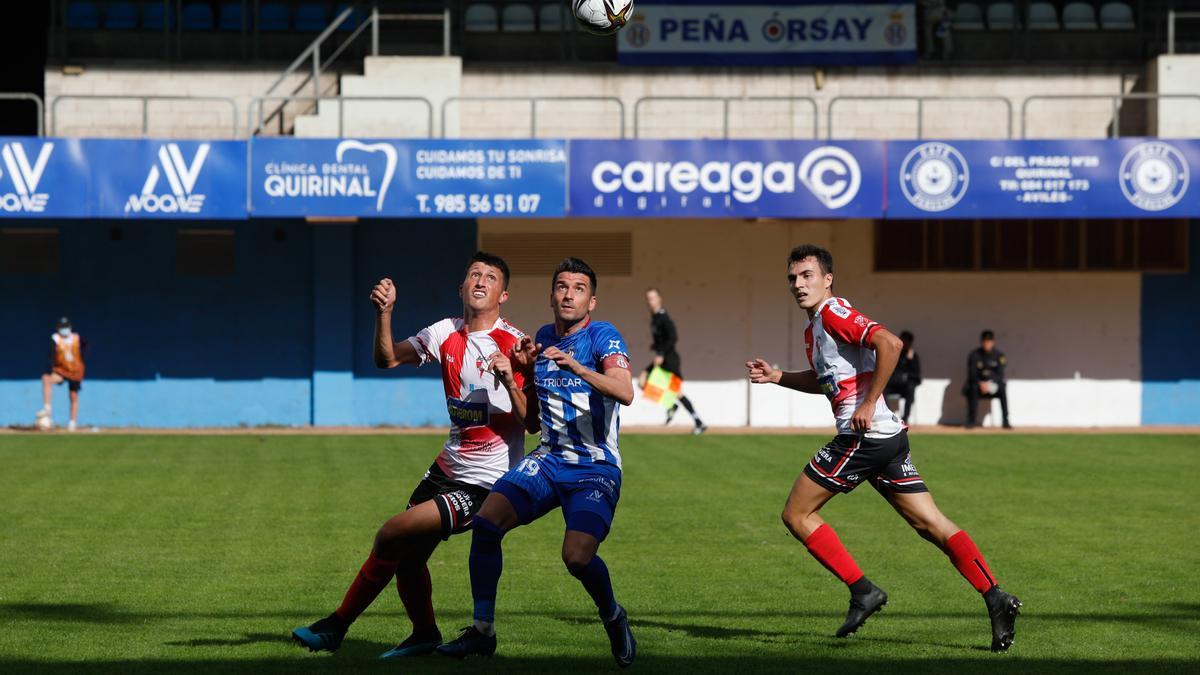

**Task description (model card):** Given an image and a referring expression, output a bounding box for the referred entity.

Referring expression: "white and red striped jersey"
[804,297,904,439]
[407,317,528,488]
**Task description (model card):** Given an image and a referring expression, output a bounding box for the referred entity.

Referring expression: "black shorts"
[644,352,683,378]
[49,374,82,392]
[407,463,491,540]
[803,430,928,495]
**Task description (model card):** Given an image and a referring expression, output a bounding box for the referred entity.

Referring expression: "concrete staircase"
[292,56,462,138]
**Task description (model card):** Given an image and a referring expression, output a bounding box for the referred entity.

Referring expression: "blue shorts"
[492,452,622,541]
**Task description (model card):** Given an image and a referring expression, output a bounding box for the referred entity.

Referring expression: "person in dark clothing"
[964,330,1012,429]
[884,330,921,424]
[638,288,706,434]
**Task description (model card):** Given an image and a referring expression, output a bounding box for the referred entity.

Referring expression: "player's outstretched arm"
[544,346,635,406]
[746,358,822,394]
[371,278,420,368]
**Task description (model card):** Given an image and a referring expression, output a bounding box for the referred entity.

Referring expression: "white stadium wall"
[45,67,338,138]
[47,63,1145,140]
[479,218,1142,429]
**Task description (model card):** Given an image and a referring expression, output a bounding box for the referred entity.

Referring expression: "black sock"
[849,576,874,596]
[679,396,697,416]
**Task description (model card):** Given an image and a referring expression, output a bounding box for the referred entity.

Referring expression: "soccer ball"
[573,0,635,36]
[35,414,53,431]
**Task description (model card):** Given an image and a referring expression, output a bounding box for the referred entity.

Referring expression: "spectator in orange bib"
[37,317,86,432]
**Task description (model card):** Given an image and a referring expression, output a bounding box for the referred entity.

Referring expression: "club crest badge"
[900,142,970,212]
[1119,141,1189,212]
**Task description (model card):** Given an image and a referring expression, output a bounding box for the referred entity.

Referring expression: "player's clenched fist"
[746,358,780,385]
[489,351,518,389]
[510,336,539,376]
[370,278,397,313]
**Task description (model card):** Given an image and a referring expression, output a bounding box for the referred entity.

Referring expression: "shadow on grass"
[6,601,1198,632]
[557,615,793,642]
[165,633,397,658]
[2,655,1198,675]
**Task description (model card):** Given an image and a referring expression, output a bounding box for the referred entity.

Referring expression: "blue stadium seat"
[333,3,367,32]
[142,2,176,30]
[1028,2,1058,30]
[986,2,1020,30]
[1099,2,1135,30]
[66,1,100,29]
[103,2,139,29]
[1062,2,1099,30]
[294,3,329,31]
[539,2,564,31]
[259,2,290,31]
[218,2,247,31]
[465,4,498,32]
[502,4,535,32]
[333,3,366,32]
[953,2,985,30]
[181,2,215,30]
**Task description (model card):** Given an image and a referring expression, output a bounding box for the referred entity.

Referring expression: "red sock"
[335,551,399,623]
[945,531,997,594]
[802,524,865,586]
[396,564,437,632]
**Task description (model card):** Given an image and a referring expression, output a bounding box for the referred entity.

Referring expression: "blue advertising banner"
[569,139,885,218]
[250,138,566,217]
[885,139,1199,219]
[618,1,916,66]
[90,140,248,219]
[2,137,1197,221]
[0,137,90,218]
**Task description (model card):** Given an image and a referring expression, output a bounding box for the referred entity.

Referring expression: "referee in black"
[639,288,706,434]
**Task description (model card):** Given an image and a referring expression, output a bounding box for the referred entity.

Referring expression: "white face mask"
[58,327,71,337]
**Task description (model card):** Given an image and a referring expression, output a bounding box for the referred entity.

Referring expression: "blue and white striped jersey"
[532,319,630,468]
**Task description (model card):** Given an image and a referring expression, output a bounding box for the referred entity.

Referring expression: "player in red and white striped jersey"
[747,244,1022,652]
[292,252,536,659]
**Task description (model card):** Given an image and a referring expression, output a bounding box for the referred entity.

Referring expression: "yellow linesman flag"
[643,366,682,409]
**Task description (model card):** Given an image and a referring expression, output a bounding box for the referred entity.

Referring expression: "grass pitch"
[0,432,1197,674]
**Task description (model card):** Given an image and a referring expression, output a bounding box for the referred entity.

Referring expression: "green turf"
[0,433,1197,674]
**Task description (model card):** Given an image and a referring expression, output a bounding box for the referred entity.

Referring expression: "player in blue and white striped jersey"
[437,257,637,668]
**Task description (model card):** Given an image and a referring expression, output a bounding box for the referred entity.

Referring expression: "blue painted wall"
[1141,219,1200,424]
[0,218,476,427]
[351,219,477,426]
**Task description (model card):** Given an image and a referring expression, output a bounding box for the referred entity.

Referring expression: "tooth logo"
[336,140,397,211]
[0,141,54,213]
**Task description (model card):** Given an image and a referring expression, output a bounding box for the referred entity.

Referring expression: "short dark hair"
[900,330,914,342]
[788,244,834,276]
[980,330,995,341]
[553,257,598,293]
[467,251,510,290]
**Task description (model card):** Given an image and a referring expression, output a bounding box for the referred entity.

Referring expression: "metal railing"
[1021,93,1200,138]
[1167,10,1200,54]
[258,6,363,134]
[633,96,820,139]
[0,93,45,137]
[50,95,238,137]
[442,97,626,139]
[827,96,1014,140]
[257,5,452,136]
[248,95,434,138]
